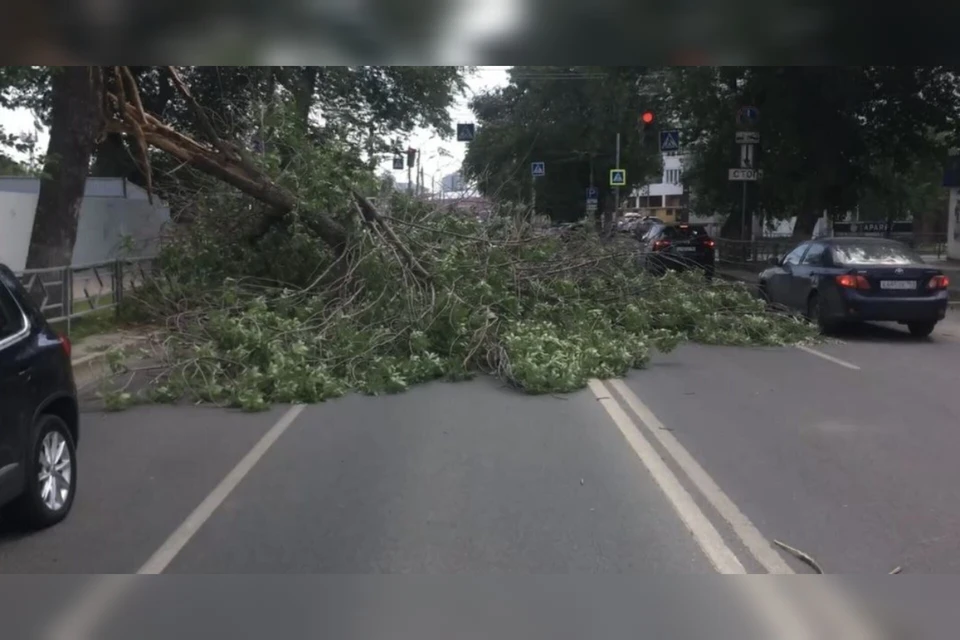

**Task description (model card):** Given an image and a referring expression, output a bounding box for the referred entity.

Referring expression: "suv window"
[783,243,809,266]
[659,225,709,240]
[800,243,826,266]
[0,281,27,344]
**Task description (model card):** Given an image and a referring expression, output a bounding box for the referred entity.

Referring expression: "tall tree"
[663,66,959,240]
[463,66,663,224]
[25,66,103,269]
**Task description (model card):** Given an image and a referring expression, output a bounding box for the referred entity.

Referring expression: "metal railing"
[16,257,155,334]
[716,232,950,274]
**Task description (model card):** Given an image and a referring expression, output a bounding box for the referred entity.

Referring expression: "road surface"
[4,316,960,635]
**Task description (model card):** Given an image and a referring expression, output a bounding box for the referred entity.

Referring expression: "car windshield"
[660,225,708,240]
[831,242,923,265]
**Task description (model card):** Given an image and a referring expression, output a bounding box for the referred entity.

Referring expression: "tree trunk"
[25,67,103,269]
[792,194,821,241]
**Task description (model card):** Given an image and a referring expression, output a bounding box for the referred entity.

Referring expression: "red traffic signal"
[641,111,655,125]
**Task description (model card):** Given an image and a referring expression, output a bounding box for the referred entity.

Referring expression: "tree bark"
[25,67,103,269]
[791,210,820,240]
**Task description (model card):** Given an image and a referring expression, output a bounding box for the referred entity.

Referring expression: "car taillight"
[702,239,715,248]
[928,275,950,290]
[59,334,71,358]
[653,239,671,250]
[836,274,871,290]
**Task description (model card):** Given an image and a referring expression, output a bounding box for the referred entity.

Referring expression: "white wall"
[0,192,38,271]
[0,190,170,271]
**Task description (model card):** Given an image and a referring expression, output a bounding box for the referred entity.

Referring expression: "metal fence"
[16,257,155,334]
[716,232,950,275]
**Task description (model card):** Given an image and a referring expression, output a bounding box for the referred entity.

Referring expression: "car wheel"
[6,414,77,530]
[907,321,936,338]
[806,293,835,334]
[757,281,769,302]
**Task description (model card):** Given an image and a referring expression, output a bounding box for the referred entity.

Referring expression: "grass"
[50,305,121,342]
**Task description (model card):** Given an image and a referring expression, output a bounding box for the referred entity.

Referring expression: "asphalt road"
[4,315,960,635]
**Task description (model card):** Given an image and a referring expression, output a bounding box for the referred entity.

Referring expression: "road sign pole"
[741,181,748,241]
[614,133,621,220]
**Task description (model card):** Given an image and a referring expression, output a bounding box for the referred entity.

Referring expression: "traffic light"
[640,111,655,146]
[406,148,418,168]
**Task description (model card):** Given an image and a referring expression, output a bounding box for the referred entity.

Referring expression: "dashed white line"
[42,404,307,640]
[138,403,307,574]
[795,345,861,370]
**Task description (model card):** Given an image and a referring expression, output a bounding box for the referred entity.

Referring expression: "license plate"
[880,280,917,290]
[676,246,696,253]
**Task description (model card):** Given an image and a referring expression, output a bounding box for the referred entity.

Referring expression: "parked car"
[758,237,949,336]
[639,223,716,279]
[0,263,79,529]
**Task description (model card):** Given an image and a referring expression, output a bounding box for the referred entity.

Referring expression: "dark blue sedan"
[758,237,950,337]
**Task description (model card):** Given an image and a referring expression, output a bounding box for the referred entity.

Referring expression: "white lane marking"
[607,379,794,575]
[795,345,861,370]
[587,379,745,574]
[139,403,307,574]
[605,379,882,637]
[43,575,137,640]
[41,404,309,640]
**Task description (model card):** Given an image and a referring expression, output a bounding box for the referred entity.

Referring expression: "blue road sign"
[609,169,626,187]
[659,130,680,152]
[737,106,760,127]
[531,162,546,177]
[586,186,599,199]
[456,123,476,141]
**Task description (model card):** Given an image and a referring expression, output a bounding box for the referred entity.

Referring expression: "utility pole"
[406,151,413,195]
[416,151,422,195]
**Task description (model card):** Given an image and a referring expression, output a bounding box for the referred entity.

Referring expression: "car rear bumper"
[830,290,949,322]
[650,253,715,270]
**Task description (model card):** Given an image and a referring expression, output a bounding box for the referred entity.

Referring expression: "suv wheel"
[907,321,936,338]
[6,414,77,530]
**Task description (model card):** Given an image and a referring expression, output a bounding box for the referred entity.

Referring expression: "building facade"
[625,153,688,224]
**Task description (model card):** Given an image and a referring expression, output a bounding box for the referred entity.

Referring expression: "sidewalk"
[71,329,151,390]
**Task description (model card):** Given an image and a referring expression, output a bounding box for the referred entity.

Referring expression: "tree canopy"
[463,66,959,237]
[462,67,664,224]
[667,66,959,237]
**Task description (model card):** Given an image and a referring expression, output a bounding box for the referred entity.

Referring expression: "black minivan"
[0,263,79,530]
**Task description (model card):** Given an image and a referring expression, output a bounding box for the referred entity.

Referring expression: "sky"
[377,66,510,192]
[0,66,512,190]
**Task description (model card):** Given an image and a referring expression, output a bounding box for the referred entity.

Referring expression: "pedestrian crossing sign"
[659,130,681,152]
[609,169,626,186]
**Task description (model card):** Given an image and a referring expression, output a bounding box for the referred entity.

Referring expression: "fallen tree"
[105,194,817,411]
[92,66,817,411]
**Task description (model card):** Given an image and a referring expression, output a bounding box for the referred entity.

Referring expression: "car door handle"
[18,366,31,379]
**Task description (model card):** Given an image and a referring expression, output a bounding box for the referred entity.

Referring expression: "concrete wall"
[0,186,170,271]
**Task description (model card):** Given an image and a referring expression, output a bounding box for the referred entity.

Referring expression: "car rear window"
[0,282,27,342]
[831,243,923,265]
[660,225,709,240]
